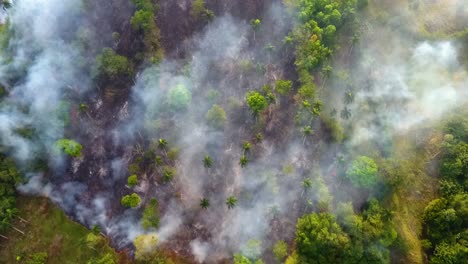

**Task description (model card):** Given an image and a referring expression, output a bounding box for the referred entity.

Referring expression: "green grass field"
[0,196,124,264]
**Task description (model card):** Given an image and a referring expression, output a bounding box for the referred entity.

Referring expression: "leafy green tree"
[275,80,293,95]
[191,0,214,21]
[0,155,20,233]
[423,194,467,243]
[430,239,468,264]
[54,139,82,157]
[127,174,138,187]
[226,196,238,209]
[273,240,288,261]
[239,156,248,168]
[346,156,379,188]
[200,198,210,209]
[167,84,192,111]
[246,91,267,116]
[121,193,141,208]
[142,198,160,230]
[206,104,227,129]
[441,142,467,183]
[234,254,252,264]
[295,212,351,263]
[131,10,154,32]
[95,48,132,79]
[203,155,213,168]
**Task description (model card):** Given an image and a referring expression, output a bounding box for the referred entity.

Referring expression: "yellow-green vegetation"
[130,0,163,62]
[0,196,119,264]
[190,0,214,21]
[206,104,227,129]
[54,139,83,157]
[142,198,160,230]
[0,154,21,233]
[127,174,138,187]
[94,48,133,80]
[121,193,141,207]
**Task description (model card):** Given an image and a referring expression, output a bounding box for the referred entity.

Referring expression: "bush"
[142,198,160,230]
[54,139,82,157]
[127,175,138,187]
[121,193,141,208]
[346,156,379,188]
[167,84,192,111]
[295,212,351,263]
[95,48,132,79]
[206,104,227,129]
[275,80,292,95]
[246,91,268,116]
[131,10,154,32]
[273,240,288,261]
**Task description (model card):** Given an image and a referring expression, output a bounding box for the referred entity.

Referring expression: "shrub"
[167,84,192,111]
[346,156,379,188]
[95,48,132,79]
[127,175,138,187]
[54,139,82,157]
[206,104,227,129]
[121,193,141,208]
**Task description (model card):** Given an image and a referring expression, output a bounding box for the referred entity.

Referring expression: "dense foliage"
[54,139,83,157]
[0,155,21,232]
[422,119,468,263]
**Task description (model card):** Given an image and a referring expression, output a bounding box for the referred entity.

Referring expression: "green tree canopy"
[127,174,138,187]
[121,193,141,208]
[275,80,293,95]
[142,198,160,230]
[131,9,154,32]
[246,91,267,116]
[167,84,192,111]
[54,139,82,157]
[95,48,133,79]
[295,212,351,263]
[346,156,379,188]
[206,104,227,129]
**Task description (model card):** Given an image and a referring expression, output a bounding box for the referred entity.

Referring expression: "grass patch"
[0,196,123,264]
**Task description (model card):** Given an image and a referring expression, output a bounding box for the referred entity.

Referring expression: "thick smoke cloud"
[1,0,467,263]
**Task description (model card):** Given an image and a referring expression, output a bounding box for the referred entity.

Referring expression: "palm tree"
[163,166,175,182]
[242,141,251,153]
[203,155,212,168]
[250,18,261,41]
[340,107,351,120]
[226,196,237,209]
[158,138,168,155]
[199,198,210,209]
[158,138,168,149]
[239,156,248,168]
[344,90,355,104]
[302,178,312,190]
[301,126,314,144]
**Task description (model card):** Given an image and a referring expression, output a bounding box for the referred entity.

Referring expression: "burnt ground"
[42,0,349,262]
